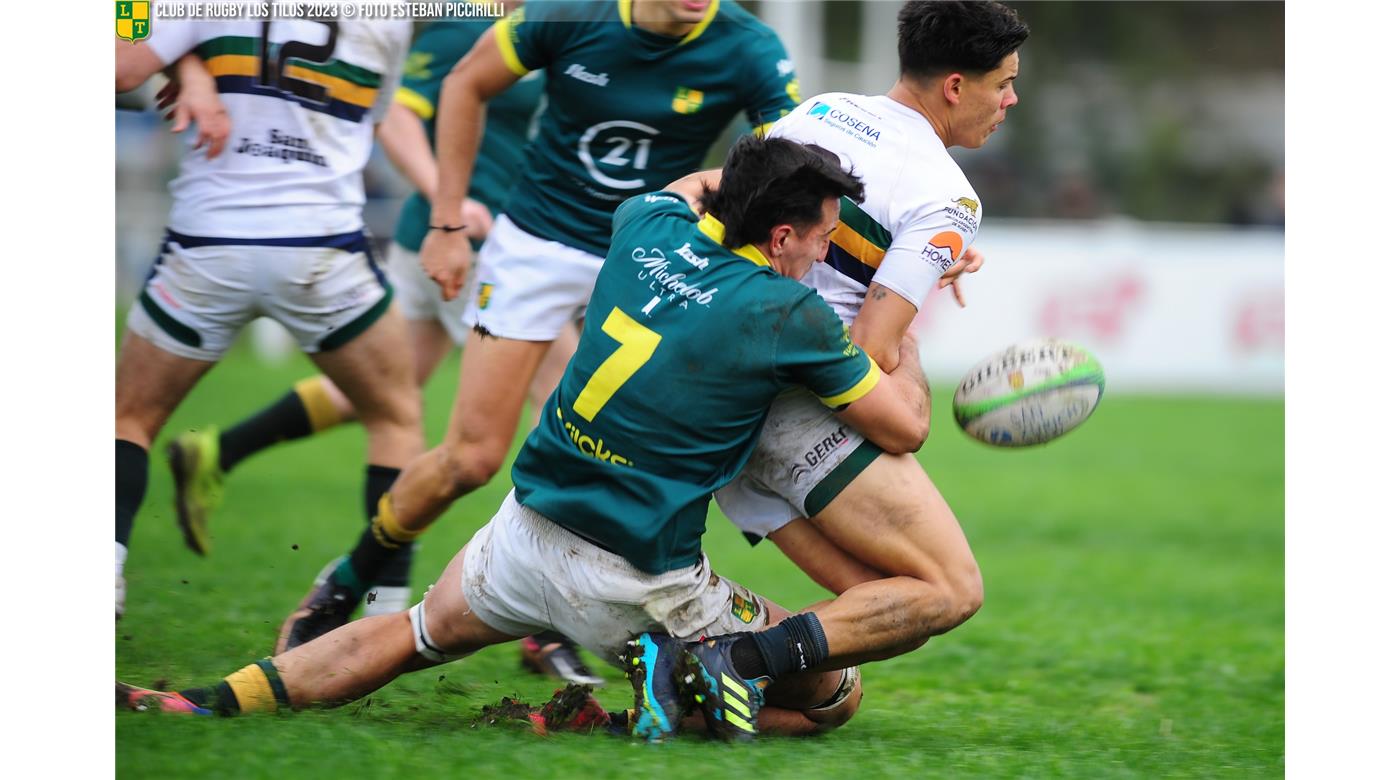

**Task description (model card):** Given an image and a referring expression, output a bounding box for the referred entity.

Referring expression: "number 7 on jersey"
[572,308,661,422]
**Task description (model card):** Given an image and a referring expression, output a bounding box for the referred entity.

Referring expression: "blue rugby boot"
[681,634,770,742]
[622,632,689,742]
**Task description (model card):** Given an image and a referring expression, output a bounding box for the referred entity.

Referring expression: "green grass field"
[115,337,1283,778]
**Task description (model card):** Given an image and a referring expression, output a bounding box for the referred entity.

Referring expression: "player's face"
[953,51,1020,149]
[777,197,841,280]
[652,0,714,26]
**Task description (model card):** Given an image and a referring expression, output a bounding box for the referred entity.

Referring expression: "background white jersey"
[770,93,982,324]
[146,17,411,238]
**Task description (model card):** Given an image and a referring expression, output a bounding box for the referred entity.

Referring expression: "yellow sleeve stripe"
[819,354,881,408]
[751,121,776,137]
[394,87,434,120]
[494,17,529,77]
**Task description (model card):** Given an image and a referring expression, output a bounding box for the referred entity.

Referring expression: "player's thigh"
[811,453,979,589]
[419,543,523,656]
[310,303,419,425]
[444,330,552,453]
[406,317,454,388]
[114,330,215,444]
[528,317,579,410]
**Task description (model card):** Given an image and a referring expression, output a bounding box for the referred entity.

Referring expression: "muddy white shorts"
[714,389,883,541]
[127,230,391,362]
[385,241,469,345]
[460,491,770,667]
[464,214,598,342]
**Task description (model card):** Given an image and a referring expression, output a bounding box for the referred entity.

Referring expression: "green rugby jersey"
[492,0,800,256]
[392,20,545,252]
[511,192,880,574]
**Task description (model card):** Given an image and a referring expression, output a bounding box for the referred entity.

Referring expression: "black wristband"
[429,224,467,232]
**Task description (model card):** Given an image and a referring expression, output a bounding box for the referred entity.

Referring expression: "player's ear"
[943,72,964,105]
[769,224,795,256]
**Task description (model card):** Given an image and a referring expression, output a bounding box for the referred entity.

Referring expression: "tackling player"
[117,135,927,740]
[275,0,804,652]
[113,15,417,618]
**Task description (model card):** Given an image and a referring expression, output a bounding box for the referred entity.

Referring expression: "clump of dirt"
[476,696,535,727]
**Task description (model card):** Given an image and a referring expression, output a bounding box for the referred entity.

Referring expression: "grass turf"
[115,338,1283,778]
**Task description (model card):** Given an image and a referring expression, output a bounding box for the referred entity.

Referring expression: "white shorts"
[465,214,598,341]
[385,241,469,345]
[461,491,770,668]
[714,389,883,540]
[127,230,391,362]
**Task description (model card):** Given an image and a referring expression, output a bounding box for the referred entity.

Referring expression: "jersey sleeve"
[394,22,486,121]
[144,19,204,66]
[871,192,983,310]
[775,290,881,408]
[492,0,575,77]
[742,28,801,135]
[369,22,414,123]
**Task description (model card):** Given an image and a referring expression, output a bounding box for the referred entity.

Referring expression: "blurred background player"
[275,0,803,653]
[113,14,417,619]
[157,10,600,684]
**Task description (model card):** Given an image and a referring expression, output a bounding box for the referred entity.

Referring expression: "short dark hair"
[700,135,864,250]
[898,1,1029,79]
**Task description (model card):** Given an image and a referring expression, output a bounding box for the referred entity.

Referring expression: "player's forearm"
[665,168,722,212]
[850,285,918,373]
[429,69,487,224]
[377,102,438,200]
[887,336,932,427]
[171,53,216,100]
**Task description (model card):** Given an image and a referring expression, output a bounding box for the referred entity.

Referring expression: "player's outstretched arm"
[835,335,931,453]
[421,31,520,300]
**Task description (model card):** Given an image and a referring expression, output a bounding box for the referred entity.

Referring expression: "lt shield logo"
[116,1,151,43]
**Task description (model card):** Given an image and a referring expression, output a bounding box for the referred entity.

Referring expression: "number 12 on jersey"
[571,308,661,422]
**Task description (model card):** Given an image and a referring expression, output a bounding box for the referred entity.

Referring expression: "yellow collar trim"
[619,0,720,45]
[698,213,770,267]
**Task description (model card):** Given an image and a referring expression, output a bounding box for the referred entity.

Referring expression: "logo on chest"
[565,63,610,87]
[672,87,704,114]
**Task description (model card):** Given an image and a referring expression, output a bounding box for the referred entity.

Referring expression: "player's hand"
[159,76,230,160]
[460,199,495,241]
[421,227,473,301]
[937,246,985,308]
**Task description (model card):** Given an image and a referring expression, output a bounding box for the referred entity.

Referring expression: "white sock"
[116,542,128,579]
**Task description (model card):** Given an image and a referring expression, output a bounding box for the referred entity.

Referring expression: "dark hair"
[699,135,864,250]
[897,1,1029,79]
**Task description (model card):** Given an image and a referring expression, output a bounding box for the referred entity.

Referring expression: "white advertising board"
[909,221,1283,395]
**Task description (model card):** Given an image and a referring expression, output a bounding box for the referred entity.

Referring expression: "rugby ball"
[953,339,1105,447]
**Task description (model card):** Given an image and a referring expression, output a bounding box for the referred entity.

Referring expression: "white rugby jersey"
[769,93,982,324]
[146,17,411,238]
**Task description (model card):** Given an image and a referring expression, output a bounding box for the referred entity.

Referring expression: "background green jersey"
[493,0,800,256]
[511,193,879,574]
[392,20,546,252]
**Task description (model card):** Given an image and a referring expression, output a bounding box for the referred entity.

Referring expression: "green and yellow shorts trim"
[714,388,886,542]
[126,229,394,363]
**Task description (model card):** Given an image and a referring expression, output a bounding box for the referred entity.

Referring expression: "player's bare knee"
[442,438,505,493]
